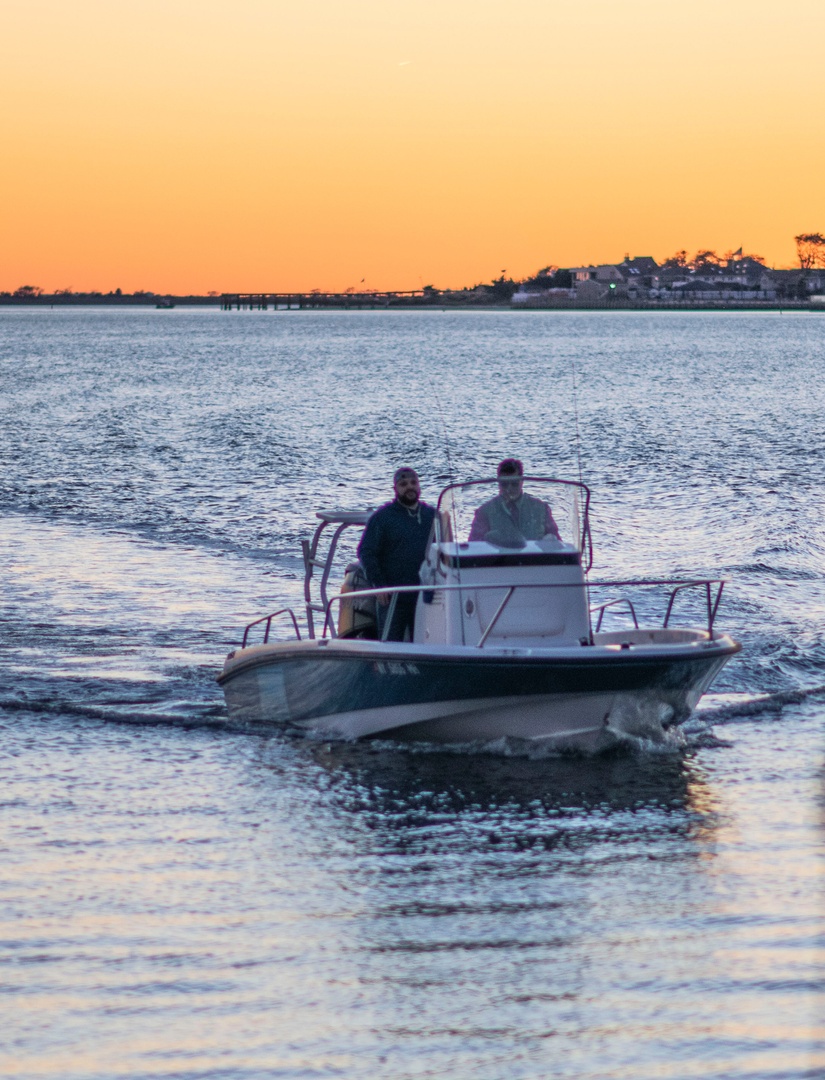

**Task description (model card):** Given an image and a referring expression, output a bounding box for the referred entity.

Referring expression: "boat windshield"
[435,477,590,555]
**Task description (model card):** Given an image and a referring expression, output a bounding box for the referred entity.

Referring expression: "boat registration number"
[374,661,421,676]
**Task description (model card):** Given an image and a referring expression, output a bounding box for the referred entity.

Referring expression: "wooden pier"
[221,290,427,310]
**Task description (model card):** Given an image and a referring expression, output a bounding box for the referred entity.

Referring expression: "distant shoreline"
[1,295,822,313]
[0,294,219,307]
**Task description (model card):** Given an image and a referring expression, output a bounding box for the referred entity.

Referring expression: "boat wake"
[303,726,686,760]
[695,683,825,722]
[0,690,229,730]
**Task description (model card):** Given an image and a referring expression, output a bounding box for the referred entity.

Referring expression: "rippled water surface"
[1,308,824,1078]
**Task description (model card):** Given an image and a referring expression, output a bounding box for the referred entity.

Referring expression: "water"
[1,308,823,1078]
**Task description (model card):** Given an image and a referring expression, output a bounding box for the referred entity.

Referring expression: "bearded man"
[357,467,436,642]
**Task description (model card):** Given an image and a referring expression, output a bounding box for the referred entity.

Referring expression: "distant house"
[569,264,625,285]
[767,268,824,299]
[724,255,766,277]
[567,265,626,300]
[618,256,658,296]
[670,279,776,302]
[621,256,659,276]
[652,267,689,286]
[713,257,768,291]
[569,266,596,283]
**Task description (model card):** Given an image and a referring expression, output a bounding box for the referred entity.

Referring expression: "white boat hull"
[218,632,739,749]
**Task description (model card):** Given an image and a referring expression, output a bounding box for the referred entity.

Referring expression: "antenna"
[435,393,465,645]
[435,392,456,487]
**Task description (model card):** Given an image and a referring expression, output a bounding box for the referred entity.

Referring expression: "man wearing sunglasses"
[469,458,561,543]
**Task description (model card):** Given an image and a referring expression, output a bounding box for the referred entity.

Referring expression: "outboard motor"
[337,562,378,639]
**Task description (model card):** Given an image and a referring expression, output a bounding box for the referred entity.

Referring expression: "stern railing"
[241,608,302,649]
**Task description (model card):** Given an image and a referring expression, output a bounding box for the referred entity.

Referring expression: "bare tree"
[661,250,689,270]
[691,250,722,273]
[794,233,825,269]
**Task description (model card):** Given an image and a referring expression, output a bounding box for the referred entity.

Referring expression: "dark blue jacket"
[357,500,436,589]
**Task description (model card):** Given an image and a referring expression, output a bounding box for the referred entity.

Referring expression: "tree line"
[6,232,825,302]
[640,234,825,273]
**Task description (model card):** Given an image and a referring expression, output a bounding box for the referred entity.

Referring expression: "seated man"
[469,458,561,544]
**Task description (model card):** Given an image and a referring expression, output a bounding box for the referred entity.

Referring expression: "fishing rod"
[570,350,585,490]
[568,349,595,640]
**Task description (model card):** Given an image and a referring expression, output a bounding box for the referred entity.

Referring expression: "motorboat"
[218,477,741,750]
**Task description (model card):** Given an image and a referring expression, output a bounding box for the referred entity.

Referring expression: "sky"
[1,0,823,293]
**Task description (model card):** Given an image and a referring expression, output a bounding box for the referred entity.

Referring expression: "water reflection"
[304,740,713,824]
[247,739,731,1079]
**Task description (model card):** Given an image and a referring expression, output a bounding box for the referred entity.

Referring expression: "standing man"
[357,467,436,642]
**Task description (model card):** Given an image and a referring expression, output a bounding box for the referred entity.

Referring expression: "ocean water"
[0,307,823,1079]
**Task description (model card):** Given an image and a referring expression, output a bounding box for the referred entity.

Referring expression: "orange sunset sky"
[2,0,823,294]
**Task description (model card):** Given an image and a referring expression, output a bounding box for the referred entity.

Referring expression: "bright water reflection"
[0,309,823,1078]
[1,720,822,1079]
